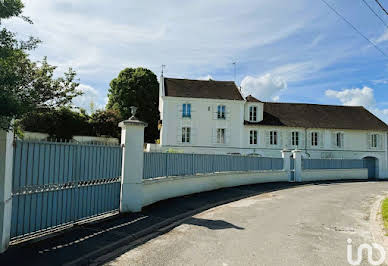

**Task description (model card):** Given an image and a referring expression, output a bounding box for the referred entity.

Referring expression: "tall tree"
[0,0,81,130]
[107,67,159,143]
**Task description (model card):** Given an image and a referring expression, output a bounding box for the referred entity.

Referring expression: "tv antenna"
[161,64,166,76]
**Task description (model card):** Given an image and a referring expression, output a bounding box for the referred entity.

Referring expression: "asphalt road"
[106,181,388,266]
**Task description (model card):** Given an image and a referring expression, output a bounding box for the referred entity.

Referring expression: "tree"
[0,0,81,130]
[107,67,159,143]
[89,109,122,138]
[19,107,92,140]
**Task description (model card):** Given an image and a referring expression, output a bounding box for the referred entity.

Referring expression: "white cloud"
[375,29,388,43]
[241,73,287,101]
[72,84,106,113]
[325,86,388,122]
[325,86,375,107]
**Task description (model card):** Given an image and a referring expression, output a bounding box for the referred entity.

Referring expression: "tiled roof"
[164,77,244,100]
[245,102,388,131]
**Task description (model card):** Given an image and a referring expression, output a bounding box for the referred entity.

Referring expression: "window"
[336,132,343,147]
[217,128,225,144]
[182,103,191,118]
[249,106,257,121]
[182,127,191,143]
[250,130,258,145]
[291,131,299,146]
[270,131,277,145]
[217,105,226,119]
[311,132,318,146]
[371,134,378,148]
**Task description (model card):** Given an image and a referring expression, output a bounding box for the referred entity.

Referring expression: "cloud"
[375,29,388,43]
[325,86,375,107]
[325,86,388,122]
[72,84,106,113]
[241,73,287,101]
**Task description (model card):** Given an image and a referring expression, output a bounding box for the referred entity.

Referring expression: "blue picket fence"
[143,152,284,179]
[302,158,365,169]
[11,140,122,239]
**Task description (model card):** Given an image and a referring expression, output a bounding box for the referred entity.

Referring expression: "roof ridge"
[164,77,235,83]
[264,101,363,108]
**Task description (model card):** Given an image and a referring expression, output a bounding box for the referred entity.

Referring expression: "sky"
[3,0,388,121]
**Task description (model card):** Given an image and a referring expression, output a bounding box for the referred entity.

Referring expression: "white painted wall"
[142,170,288,207]
[301,168,368,182]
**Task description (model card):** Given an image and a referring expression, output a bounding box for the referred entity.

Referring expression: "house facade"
[148,76,388,178]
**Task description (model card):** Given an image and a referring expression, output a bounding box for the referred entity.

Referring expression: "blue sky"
[4,0,388,120]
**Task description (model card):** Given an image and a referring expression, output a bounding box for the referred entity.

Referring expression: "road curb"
[369,194,388,266]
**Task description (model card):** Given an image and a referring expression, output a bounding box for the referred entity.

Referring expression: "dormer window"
[217,105,226,119]
[182,103,191,118]
[249,106,257,121]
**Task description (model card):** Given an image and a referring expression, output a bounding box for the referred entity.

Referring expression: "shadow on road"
[185,217,244,230]
[0,179,384,265]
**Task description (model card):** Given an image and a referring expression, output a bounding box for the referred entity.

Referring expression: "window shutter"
[287,131,292,147]
[177,127,182,144]
[278,131,283,147]
[225,129,231,144]
[212,128,217,144]
[212,105,218,120]
[319,131,324,148]
[331,132,336,148]
[367,133,371,149]
[307,132,311,148]
[378,134,383,149]
[340,133,344,148]
[299,131,305,148]
[191,128,196,144]
[265,131,270,146]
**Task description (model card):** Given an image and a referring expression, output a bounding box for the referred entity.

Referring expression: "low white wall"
[301,168,368,182]
[142,170,288,207]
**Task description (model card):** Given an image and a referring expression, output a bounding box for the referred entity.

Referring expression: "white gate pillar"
[281,149,292,181]
[292,149,302,182]
[0,130,14,253]
[119,107,147,213]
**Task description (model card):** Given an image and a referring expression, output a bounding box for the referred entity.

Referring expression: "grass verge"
[381,198,388,233]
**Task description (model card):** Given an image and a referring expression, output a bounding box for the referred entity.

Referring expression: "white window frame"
[217,128,225,144]
[182,127,191,143]
[336,132,343,148]
[270,131,278,145]
[217,105,226,119]
[291,131,299,146]
[311,132,318,146]
[371,134,378,148]
[250,130,258,145]
[249,106,257,122]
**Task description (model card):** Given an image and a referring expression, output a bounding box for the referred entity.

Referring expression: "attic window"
[249,106,257,121]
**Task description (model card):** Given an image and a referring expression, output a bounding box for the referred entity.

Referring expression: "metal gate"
[363,157,377,179]
[10,140,122,240]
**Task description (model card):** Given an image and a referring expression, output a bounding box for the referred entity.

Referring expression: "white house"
[148,76,388,178]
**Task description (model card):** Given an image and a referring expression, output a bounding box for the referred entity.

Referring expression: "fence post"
[281,149,292,180]
[0,130,14,253]
[118,108,147,213]
[292,149,302,182]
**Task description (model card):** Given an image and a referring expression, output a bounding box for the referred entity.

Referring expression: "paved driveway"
[107,181,388,266]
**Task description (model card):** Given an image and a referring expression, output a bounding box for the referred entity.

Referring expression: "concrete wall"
[142,170,288,207]
[301,168,368,182]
